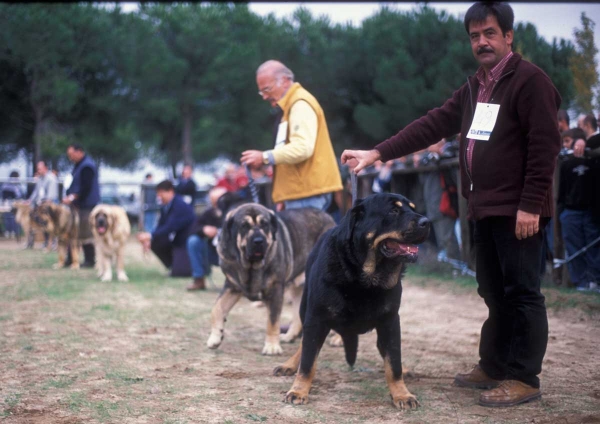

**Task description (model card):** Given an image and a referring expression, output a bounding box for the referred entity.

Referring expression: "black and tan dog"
[31,201,80,269]
[274,193,430,409]
[207,203,335,355]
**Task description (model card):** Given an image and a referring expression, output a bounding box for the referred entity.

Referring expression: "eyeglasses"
[258,79,279,97]
[258,85,274,97]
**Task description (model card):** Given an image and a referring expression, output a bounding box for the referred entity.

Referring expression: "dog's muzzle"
[246,233,268,262]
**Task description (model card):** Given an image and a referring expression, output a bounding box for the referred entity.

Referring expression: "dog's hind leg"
[284,321,329,405]
[70,240,80,270]
[207,285,242,350]
[376,315,419,410]
[342,333,359,368]
[280,283,303,343]
[274,341,302,376]
[116,245,128,282]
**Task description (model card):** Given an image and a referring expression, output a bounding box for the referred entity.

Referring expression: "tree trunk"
[29,75,43,175]
[181,104,193,166]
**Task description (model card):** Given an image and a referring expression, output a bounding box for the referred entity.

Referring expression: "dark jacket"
[191,208,222,239]
[557,155,593,216]
[152,194,195,247]
[586,134,600,220]
[375,53,561,220]
[176,179,197,203]
[66,154,100,209]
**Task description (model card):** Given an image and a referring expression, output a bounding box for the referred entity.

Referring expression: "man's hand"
[573,138,586,157]
[515,210,540,240]
[340,149,381,174]
[203,225,218,239]
[137,232,151,252]
[241,150,264,169]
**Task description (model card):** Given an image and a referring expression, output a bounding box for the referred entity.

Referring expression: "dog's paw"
[100,273,112,282]
[328,333,343,347]
[262,342,283,356]
[391,393,420,410]
[117,272,129,282]
[207,330,223,349]
[273,365,296,377]
[284,390,308,405]
[70,263,80,270]
[52,263,63,270]
[280,332,298,344]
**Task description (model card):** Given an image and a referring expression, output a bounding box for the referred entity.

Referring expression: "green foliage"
[570,12,600,113]
[0,3,579,168]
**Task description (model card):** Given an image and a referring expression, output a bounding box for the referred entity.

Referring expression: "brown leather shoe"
[479,380,541,407]
[454,365,501,389]
[186,277,206,291]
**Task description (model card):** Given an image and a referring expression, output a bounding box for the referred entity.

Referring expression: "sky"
[245,2,600,48]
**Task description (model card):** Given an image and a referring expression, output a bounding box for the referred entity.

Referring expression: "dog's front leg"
[284,320,329,405]
[207,284,241,350]
[263,283,284,355]
[99,250,112,282]
[70,240,80,270]
[53,238,67,269]
[376,314,419,410]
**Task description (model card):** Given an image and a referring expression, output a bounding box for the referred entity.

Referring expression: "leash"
[553,234,600,269]
[244,165,260,204]
[351,171,358,205]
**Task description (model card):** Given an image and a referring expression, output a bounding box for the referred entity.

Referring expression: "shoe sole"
[478,392,541,407]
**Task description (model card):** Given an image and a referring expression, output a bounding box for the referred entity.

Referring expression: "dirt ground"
[1,238,599,424]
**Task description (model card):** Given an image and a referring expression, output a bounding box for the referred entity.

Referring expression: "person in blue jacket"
[137,180,195,277]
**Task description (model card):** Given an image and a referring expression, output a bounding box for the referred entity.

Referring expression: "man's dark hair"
[145,173,152,179]
[464,2,514,36]
[583,113,598,131]
[67,143,85,152]
[156,180,174,192]
[557,109,569,126]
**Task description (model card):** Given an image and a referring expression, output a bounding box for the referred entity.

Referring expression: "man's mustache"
[477,47,494,55]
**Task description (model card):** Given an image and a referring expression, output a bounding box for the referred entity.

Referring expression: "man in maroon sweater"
[342,2,561,407]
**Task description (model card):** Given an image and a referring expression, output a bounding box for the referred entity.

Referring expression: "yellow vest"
[271,83,343,203]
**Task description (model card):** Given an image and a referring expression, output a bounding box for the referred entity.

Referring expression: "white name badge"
[468,102,500,141]
[275,121,288,149]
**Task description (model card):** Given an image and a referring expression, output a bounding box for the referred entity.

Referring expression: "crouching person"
[137,180,195,277]
[186,187,228,291]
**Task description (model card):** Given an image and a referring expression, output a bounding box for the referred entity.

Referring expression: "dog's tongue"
[383,240,418,256]
[98,226,107,234]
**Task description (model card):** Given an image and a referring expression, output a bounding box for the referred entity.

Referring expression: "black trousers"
[474,216,549,389]
[151,234,192,277]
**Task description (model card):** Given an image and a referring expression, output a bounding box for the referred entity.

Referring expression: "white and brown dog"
[89,204,131,282]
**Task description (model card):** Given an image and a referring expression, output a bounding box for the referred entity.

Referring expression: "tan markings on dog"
[384,355,419,410]
[285,359,317,405]
[362,231,405,276]
[262,316,282,355]
[409,202,416,209]
[243,215,255,226]
[274,342,302,376]
[207,288,242,349]
[365,231,375,240]
[395,201,403,208]
[236,232,246,252]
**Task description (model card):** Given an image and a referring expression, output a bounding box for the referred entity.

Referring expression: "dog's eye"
[390,207,401,215]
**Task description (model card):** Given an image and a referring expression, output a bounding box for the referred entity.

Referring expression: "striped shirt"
[467,51,514,175]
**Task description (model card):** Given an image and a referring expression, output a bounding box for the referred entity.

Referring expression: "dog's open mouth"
[380,239,419,261]
[97,225,107,235]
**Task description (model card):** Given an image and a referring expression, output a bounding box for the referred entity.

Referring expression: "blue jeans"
[144,211,158,232]
[186,234,219,278]
[559,209,600,287]
[284,193,331,211]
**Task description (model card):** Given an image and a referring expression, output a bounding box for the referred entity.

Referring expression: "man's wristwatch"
[262,151,270,165]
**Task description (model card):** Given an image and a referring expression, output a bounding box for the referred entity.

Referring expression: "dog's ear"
[268,210,278,241]
[220,212,236,246]
[339,199,365,242]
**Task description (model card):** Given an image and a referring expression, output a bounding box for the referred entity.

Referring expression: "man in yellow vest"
[241,60,342,211]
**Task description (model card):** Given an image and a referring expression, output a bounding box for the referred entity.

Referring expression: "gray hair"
[256,60,294,82]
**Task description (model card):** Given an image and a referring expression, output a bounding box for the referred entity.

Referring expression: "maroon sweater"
[375,53,561,220]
